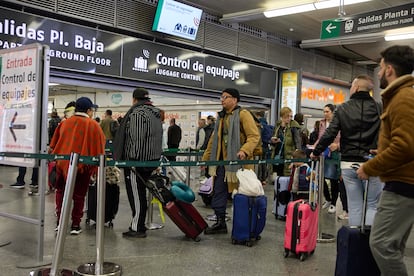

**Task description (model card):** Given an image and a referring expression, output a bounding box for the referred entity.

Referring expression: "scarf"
[209,107,241,183]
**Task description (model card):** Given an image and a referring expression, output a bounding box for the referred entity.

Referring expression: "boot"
[204,216,227,234]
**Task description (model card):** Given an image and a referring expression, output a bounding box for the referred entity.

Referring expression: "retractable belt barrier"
[1,151,331,167]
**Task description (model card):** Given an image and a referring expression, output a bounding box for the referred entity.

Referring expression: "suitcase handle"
[350,163,370,233]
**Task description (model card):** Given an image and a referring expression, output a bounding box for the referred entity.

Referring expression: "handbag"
[236,169,264,196]
[323,148,341,180]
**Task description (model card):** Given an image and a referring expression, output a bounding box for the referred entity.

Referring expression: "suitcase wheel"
[245,241,253,247]
[231,239,237,245]
[108,221,114,228]
[299,253,306,262]
[256,235,261,241]
[86,218,90,225]
[193,236,201,242]
[283,249,289,258]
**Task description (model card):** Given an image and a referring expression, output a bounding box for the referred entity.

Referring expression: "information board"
[0,44,46,166]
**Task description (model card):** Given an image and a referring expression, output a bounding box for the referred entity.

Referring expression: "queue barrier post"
[30,152,80,276]
[317,156,335,243]
[76,154,122,276]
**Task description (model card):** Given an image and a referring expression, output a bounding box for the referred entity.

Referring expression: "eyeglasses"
[220,95,233,101]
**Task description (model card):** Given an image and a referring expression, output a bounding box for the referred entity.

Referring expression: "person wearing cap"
[202,88,260,234]
[113,87,163,238]
[49,96,106,235]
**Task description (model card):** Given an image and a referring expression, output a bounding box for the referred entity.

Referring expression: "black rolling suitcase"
[334,168,380,276]
[86,182,120,228]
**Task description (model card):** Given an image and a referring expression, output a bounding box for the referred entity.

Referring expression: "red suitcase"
[164,200,208,242]
[283,161,319,261]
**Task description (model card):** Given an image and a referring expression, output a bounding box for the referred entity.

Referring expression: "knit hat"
[222,88,240,102]
[133,87,150,100]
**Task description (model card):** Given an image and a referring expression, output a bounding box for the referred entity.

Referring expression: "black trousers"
[123,167,155,232]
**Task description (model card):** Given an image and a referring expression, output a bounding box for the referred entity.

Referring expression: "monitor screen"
[152,0,203,41]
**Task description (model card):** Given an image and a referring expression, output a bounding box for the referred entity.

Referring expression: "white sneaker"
[338,211,349,220]
[322,201,331,209]
[328,205,336,214]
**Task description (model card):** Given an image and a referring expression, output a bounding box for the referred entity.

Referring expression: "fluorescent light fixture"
[264,0,372,18]
[264,4,315,18]
[384,33,414,41]
[300,32,383,48]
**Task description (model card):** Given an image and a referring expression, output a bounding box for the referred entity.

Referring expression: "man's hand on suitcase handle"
[356,164,369,180]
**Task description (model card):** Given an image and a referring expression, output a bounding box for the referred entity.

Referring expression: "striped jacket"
[123,104,163,161]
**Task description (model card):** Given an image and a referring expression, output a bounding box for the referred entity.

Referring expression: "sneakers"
[28,185,39,196]
[10,183,25,189]
[122,229,147,238]
[70,226,82,235]
[322,201,331,209]
[328,205,336,214]
[338,211,349,220]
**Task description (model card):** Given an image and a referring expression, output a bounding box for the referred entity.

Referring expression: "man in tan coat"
[202,88,260,234]
[357,45,414,276]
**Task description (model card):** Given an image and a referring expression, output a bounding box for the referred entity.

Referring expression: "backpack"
[289,164,311,193]
[261,123,274,145]
[110,120,120,137]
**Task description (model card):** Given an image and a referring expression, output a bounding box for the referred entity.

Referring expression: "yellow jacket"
[202,108,260,192]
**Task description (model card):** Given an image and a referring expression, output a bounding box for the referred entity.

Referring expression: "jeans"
[341,167,384,226]
[370,191,414,276]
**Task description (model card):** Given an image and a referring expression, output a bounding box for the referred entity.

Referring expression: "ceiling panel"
[184,0,414,63]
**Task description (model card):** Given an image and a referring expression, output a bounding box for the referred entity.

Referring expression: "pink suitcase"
[283,161,319,261]
[283,199,318,261]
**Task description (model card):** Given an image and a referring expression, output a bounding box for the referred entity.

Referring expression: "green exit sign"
[320,20,341,39]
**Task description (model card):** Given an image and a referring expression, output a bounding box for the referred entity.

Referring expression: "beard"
[379,74,388,89]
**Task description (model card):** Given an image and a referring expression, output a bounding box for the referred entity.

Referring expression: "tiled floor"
[0,165,413,276]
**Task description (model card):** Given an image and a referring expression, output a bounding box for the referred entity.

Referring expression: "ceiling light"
[300,32,383,48]
[264,0,372,18]
[264,4,315,18]
[384,33,414,41]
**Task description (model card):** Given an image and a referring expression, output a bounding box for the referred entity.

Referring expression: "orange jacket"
[50,113,106,179]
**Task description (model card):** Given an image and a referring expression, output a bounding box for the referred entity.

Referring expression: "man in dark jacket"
[115,87,163,238]
[167,118,182,161]
[311,75,383,226]
[357,45,414,276]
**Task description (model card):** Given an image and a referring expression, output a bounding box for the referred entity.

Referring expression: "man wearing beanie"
[113,87,163,238]
[202,88,260,234]
[50,97,106,235]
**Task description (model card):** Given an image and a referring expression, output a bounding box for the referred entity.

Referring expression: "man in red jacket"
[50,97,106,235]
